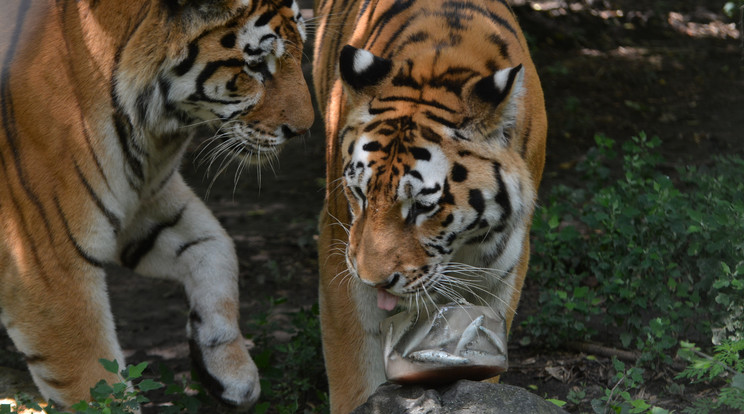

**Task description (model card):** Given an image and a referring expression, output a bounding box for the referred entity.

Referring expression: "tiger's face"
[337,46,536,312]
[116,0,313,162]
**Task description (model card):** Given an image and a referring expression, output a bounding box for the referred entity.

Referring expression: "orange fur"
[313,0,546,411]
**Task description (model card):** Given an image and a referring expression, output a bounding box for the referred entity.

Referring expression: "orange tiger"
[312,0,546,411]
[0,0,312,409]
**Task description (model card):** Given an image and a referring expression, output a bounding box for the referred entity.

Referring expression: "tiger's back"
[1,0,313,408]
[313,0,546,411]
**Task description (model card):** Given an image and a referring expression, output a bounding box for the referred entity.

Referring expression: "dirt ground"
[1,0,742,413]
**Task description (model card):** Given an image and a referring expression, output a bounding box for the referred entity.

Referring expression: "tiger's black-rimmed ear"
[468,64,525,145]
[473,64,524,107]
[339,45,393,93]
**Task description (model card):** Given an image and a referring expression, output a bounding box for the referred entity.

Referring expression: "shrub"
[525,133,744,363]
[677,339,744,413]
[247,299,329,414]
[0,359,201,414]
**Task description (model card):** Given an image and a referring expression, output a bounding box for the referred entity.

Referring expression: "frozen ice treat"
[381,304,508,384]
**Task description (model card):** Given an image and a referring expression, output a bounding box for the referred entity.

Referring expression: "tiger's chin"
[201,130,294,172]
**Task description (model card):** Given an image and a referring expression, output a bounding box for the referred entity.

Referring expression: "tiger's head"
[336,45,537,313]
[113,0,313,162]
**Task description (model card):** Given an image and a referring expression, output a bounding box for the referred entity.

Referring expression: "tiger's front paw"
[189,337,261,409]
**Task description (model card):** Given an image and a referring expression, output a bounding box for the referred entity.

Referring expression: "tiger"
[0,0,313,409]
[312,0,546,411]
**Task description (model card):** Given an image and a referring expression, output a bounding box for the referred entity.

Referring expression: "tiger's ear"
[468,64,525,143]
[339,45,393,97]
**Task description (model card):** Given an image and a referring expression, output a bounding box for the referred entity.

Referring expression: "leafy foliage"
[247,298,329,414]
[590,358,670,414]
[525,133,744,363]
[677,340,744,413]
[0,360,203,414]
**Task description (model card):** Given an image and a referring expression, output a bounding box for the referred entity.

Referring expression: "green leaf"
[72,400,91,411]
[111,382,128,397]
[548,214,560,229]
[547,398,567,407]
[99,359,120,374]
[127,362,148,380]
[138,379,164,392]
[631,398,651,411]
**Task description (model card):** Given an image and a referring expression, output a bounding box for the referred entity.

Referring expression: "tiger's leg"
[0,243,125,407]
[118,173,260,408]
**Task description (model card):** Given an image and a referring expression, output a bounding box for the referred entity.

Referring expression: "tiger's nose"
[281,125,308,138]
[361,272,401,289]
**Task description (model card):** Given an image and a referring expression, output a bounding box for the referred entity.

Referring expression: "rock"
[351,380,568,414]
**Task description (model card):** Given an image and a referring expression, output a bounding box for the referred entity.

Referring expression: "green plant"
[590,358,670,414]
[247,299,329,414]
[0,360,203,414]
[525,133,744,364]
[676,339,744,413]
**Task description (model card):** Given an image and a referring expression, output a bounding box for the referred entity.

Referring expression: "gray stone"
[351,380,568,414]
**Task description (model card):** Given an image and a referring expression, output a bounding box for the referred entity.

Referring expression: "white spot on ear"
[493,66,524,93]
[493,67,512,91]
[353,49,375,74]
[240,0,252,6]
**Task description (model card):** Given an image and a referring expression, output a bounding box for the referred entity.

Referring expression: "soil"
[1,1,742,413]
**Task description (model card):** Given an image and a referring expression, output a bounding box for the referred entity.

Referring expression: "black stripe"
[74,161,122,233]
[1,2,58,246]
[520,119,532,156]
[418,126,442,144]
[423,111,458,130]
[362,141,382,152]
[368,105,396,115]
[442,0,518,38]
[468,189,485,215]
[174,41,199,76]
[389,31,429,57]
[377,95,456,113]
[409,146,431,161]
[486,33,510,59]
[255,10,276,26]
[40,376,72,388]
[53,195,106,268]
[176,236,215,257]
[24,354,46,364]
[5,189,52,286]
[112,112,144,189]
[493,162,512,223]
[451,163,468,182]
[152,166,178,195]
[120,205,187,269]
[366,0,417,52]
[193,58,245,102]
[110,10,150,191]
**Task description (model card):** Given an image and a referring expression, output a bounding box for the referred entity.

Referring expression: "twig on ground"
[566,341,639,362]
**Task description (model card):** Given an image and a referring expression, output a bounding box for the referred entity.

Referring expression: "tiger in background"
[0,0,313,409]
[312,0,546,410]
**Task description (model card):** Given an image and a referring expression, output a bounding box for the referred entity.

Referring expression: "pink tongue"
[377,288,399,311]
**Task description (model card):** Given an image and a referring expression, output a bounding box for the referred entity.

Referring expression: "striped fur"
[0,0,313,409]
[313,0,546,411]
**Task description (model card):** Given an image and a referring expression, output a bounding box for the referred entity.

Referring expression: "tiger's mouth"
[203,122,306,166]
[366,263,501,313]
